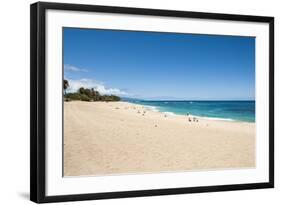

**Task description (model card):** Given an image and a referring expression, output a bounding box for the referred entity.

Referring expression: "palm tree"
[63,79,69,95]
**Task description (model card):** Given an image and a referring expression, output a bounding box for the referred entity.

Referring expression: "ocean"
[123,100,255,122]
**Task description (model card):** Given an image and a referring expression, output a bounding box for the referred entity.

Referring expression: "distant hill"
[121,97,144,102]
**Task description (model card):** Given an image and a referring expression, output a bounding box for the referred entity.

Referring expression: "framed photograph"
[30,2,274,203]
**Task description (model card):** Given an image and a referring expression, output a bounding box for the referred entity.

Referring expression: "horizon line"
[121,98,255,102]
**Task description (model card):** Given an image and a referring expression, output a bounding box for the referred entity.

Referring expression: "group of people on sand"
[137,110,146,116]
[188,117,199,122]
[186,112,199,122]
[116,105,199,122]
[161,111,198,123]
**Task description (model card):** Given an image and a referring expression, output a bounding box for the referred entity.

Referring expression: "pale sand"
[64,101,255,176]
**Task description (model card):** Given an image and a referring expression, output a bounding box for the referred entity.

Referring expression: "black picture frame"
[30,2,274,203]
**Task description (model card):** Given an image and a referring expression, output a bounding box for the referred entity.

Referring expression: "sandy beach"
[64,101,255,176]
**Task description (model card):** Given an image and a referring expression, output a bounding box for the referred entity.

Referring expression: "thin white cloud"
[64,64,88,72]
[67,78,128,96]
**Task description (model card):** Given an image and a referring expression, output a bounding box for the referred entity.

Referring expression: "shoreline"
[125,101,255,124]
[64,101,255,176]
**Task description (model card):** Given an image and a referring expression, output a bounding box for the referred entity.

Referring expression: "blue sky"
[63,28,255,100]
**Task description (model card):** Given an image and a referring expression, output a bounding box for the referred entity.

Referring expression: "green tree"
[63,79,69,95]
[78,87,85,95]
[65,85,121,102]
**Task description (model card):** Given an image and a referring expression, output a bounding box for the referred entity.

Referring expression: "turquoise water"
[123,100,255,122]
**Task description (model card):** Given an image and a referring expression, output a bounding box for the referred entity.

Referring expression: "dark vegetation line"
[63,79,121,102]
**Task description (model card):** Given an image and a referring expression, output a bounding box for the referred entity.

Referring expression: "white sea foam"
[163,112,176,116]
[144,105,159,112]
[162,111,234,121]
[193,116,235,122]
